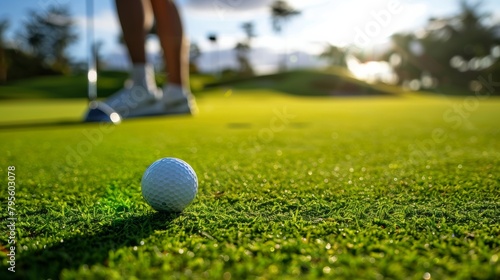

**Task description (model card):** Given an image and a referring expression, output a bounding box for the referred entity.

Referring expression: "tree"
[424,0,499,85]
[234,42,254,76]
[270,0,300,71]
[388,0,500,90]
[234,21,256,76]
[0,18,58,81]
[241,21,256,45]
[0,19,9,83]
[206,33,220,76]
[19,5,78,74]
[319,44,347,68]
[389,33,427,85]
[270,0,300,34]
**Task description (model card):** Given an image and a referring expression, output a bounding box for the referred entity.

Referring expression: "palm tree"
[270,0,300,34]
[206,33,220,76]
[235,42,254,76]
[270,0,300,71]
[235,22,256,76]
[20,5,77,73]
[241,21,256,45]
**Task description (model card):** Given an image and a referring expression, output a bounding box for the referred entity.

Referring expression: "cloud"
[284,0,430,48]
[74,9,120,34]
[181,0,305,19]
[183,0,272,11]
[181,0,273,20]
[71,9,122,58]
[492,10,500,24]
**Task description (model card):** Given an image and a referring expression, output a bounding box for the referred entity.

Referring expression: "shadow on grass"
[10,212,179,279]
[0,119,87,131]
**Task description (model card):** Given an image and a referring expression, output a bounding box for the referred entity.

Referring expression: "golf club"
[83,0,121,124]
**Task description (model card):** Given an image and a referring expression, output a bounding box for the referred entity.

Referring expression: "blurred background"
[0,0,499,97]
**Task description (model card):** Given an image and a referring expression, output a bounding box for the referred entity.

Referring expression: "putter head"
[83,101,122,124]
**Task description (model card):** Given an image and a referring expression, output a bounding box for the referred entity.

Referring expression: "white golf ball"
[141,157,198,212]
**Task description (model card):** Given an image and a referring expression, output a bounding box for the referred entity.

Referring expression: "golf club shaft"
[87,0,97,102]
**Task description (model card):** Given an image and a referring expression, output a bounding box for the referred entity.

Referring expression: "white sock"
[131,63,157,93]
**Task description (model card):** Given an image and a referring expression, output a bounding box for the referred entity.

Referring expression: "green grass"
[0,77,499,279]
[205,68,407,97]
[0,68,408,100]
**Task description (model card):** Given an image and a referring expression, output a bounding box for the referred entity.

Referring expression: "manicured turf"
[0,83,499,279]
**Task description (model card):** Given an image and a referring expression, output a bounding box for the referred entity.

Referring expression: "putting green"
[0,89,499,279]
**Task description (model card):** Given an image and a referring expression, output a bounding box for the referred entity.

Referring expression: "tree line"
[319,1,500,93]
[0,5,77,83]
[0,0,301,83]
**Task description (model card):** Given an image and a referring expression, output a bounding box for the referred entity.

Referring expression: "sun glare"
[294,0,426,50]
[87,69,97,83]
[346,55,398,84]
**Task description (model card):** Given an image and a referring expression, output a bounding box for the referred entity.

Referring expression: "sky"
[2,0,500,72]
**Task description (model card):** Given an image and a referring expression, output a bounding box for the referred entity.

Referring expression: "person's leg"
[115,0,157,92]
[149,0,196,114]
[150,0,189,88]
[100,0,194,119]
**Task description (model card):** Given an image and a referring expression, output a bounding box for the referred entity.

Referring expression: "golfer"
[103,0,196,118]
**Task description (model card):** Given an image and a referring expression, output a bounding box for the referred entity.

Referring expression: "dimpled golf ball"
[141,157,198,212]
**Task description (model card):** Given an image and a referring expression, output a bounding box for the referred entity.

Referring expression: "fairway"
[1,89,499,279]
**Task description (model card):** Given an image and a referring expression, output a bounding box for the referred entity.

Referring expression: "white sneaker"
[107,84,197,118]
[104,85,162,119]
[162,85,198,115]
